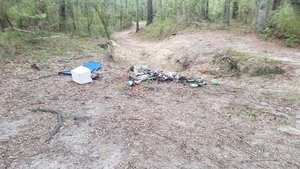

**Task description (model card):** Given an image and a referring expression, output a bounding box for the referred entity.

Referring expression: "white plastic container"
[71,66,92,84]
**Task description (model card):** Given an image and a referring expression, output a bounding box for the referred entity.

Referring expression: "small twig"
[32,108,63,143]
[211,124,235,131]
[128,162,136,169]
[123,118,142,121]
[26,74,56,82]
[227,158,279,163]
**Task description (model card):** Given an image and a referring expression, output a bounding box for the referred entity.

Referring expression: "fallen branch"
[33,108,62,143]
[12,27,36,34]
[31,35,61,40]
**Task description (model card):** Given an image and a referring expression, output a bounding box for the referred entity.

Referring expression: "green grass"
[223,48,284,76]
[233,86,247,91]
[228,105,258,118]
[36,51,48,62]
[283,118,297,126]
[138,19,182,40]
[226,48,282,64]
[116,84,126,91]
[286,93,300,102]
[61,111,70,118]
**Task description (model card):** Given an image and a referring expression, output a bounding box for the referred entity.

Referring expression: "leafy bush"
[285,34,299,47]
[0,30,23,59]
[271,2,300,38]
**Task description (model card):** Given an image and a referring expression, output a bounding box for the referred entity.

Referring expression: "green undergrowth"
[0,30,104,63]
[138,19,184,40]
[226,49,284,76]
[226,48,282,64]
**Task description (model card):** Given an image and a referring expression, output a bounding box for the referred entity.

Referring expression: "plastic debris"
[127,65,217,88]
[210,80,220,85]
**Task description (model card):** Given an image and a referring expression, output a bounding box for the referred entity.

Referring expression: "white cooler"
[71,66,92,84]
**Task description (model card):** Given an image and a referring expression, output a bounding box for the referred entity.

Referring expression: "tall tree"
[135,0,139,32]
[232,1,239,19]
[256,0,268,33]
[205,0,209,20]
[146,0,153,26]
[224,0,231,26]
[59,0,67,31]
[93,5,110,40]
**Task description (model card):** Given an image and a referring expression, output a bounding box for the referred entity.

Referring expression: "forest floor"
[1,24,300,169]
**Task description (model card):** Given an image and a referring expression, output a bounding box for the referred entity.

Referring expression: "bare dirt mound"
[1,26,300,169]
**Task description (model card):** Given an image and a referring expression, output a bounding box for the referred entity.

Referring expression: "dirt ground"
[1,24,300,169]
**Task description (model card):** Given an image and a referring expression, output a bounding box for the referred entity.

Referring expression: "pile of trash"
[127,65,218,87]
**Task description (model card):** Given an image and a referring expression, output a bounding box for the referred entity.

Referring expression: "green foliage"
[260,27,272,40]
[139,18,180,39]
[61,111,69,118]
[285,34,299,47]
[16,12,47,19]
[283,118,297,126]
[271,2,300,38]
[223,49,284,76]
[0,30,23,59]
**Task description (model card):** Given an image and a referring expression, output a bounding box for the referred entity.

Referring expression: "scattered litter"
[31,63,40,71]
[127,65,216,88]
[91,72,100,80]
[209,80,220,85]
[58,61,102,75]
[58,61,102,84]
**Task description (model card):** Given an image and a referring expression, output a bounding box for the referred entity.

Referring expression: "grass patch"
[116,84,126,91]
[286,93,300,102]
[212,48,284,76]
[283,118,297,126]
[233,86,247,91]
[138,19,183,40]
[228,105,258,118]
[1,30,104,62]
[225,48,282,64]
[61,111,70,118]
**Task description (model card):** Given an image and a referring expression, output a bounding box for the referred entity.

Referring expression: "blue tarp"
[58,61,102,75]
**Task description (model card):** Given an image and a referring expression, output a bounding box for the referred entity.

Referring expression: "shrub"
[271,2,300,38]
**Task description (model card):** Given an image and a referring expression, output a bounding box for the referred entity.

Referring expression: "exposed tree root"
[32,108,62,143]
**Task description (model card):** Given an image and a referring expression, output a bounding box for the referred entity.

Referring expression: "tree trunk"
[201,0,209,20]
[146,0,153,26]
[135,0,139,32]
[67,2,76,31]
[272,0,281,10]
[224,0,231,26]
[59,0,67,31]
[232,1,238,19]
[0,2,11,31]
[256,0,268,33]
[0,10,7,31]
[93,6,110,40]
[205,0,209,20]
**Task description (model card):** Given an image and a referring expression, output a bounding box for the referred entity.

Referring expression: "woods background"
[0,0,300,58]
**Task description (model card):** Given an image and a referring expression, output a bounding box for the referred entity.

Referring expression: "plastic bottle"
[210,80,220,85]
